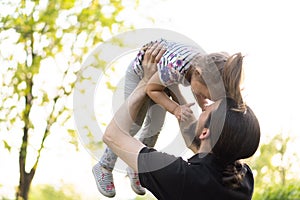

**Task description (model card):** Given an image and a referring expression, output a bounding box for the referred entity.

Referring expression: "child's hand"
[174,102,195,121]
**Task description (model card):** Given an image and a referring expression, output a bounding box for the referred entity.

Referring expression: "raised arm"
[146,74,179,115]
[146,76,195,121]
[102,43,166,172]
[146,75,198,153]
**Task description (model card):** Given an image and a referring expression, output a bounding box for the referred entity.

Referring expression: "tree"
[252,133,290,185]
[249,132,299,199]
[0,0,132,199]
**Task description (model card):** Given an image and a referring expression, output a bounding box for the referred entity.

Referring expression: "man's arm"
[103,43,166,172]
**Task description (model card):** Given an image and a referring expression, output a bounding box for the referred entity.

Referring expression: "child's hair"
[192,52,228,88]
[192,52,259,189]
[222,53,245,112]
[192,52,245,112]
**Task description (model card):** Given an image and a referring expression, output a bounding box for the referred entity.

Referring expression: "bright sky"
[1,0,300,199]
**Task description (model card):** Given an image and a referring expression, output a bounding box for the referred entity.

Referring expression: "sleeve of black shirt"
[138,147,187,200]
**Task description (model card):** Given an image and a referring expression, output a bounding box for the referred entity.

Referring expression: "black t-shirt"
[138,147,254,200]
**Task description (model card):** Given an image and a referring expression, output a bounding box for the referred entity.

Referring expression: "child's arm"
[168,85,199,152]
[146,72,178,112]
[146,73,194,121]
[168,85,196,121]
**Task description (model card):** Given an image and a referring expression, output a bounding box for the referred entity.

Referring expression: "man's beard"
[184,120,201,150]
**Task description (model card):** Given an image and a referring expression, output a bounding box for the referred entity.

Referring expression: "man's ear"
[199,128,210,140]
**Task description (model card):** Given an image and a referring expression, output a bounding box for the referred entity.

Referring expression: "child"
[93,39,230,197]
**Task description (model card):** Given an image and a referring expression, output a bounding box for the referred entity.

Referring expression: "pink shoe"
[127,167,146,195]
[92,163,115,197]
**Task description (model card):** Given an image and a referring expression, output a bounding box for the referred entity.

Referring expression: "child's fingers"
[181,112,193,122]
[180,106,194,121]
[181,116,187,122]
[181,105,193,114]
[185,109,193,115]
[186,102,195,108]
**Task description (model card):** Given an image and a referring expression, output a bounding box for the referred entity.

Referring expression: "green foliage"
[249,132,300,199]
[106,81,117,91]
[250,133,292,188]
[28,184,81,200]
[0,197,11,200]
[0,0,132,199]
[135,193,157,200]
[67,129,80,151]
[3,141,11,152]
[253,181,300,200]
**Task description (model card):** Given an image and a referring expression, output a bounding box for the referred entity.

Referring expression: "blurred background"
[1,0,300,199]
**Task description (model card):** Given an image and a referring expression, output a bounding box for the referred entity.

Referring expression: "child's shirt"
[132,39,202,87]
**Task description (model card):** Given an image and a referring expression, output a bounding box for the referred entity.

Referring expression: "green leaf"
[67,129,77,138]
[106,81,116,91]
[3,141,11,152]
[67,129,79,151]
[60,0,75,9]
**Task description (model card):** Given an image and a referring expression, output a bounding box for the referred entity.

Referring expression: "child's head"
[192,52,259,162]
[191,52,244,107]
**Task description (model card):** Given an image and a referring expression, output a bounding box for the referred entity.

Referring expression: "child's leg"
[99,61,146,169]
[94,61,148,197]
[139,100,166,147]
[124,61,149,135]
[125,103,149,196]
[139,88,170,147]
[99,147,118,170]
[124,60,149,195]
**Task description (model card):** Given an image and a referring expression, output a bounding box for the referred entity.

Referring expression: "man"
[102,44,260,200]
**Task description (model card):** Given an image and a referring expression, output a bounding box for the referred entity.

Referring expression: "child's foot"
[92,162,115,198]
[126,167,146,195]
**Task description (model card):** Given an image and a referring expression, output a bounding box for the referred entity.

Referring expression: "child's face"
[190,78,210,100]
[190,67,211,100]
[191,78,211,110]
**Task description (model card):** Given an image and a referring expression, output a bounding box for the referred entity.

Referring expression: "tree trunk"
[16,126,35,200]
[16,171,34,200]
[16,76,57,200]
[16,78,35,200]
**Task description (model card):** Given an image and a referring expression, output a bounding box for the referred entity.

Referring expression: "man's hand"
[142,42,166,82]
